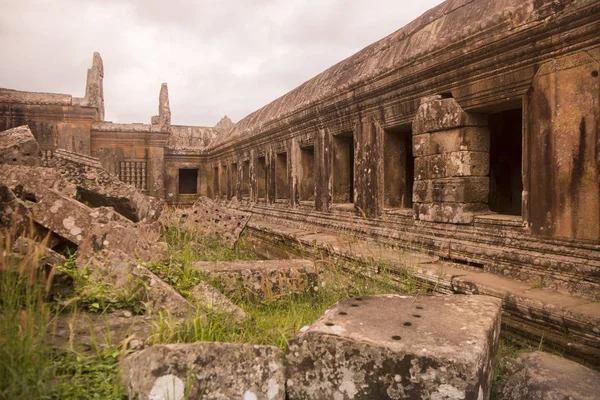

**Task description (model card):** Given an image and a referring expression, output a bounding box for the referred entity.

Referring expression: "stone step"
[246,216,600,370]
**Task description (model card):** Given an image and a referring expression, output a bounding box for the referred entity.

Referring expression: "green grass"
[1,208,527,399]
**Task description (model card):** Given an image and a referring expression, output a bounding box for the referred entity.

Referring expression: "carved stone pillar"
[526,51,600,240]
[412,95,490,224]
[314,128,332,212]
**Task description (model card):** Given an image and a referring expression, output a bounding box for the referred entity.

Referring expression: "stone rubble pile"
[3,126,598,399]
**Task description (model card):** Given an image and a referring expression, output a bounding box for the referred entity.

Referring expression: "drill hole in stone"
[325,322,334,327]
[413,314,421,318]
[416,306,423,310]
[351,304,359,308]
[391,335,402,341]
[355,298,363,301]
[338,312,348,316]
[592,70,598,78]
[404,322,412,327]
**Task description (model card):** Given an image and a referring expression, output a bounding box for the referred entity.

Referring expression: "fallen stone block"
[121,342,286,400]
[190,282,247,322]
[0,125,41,166]
[77,216,167,264]
[173,196,251,248]
[0,164,76,201]
[12,237,72,298]
[192,259,319,301]
[134,264,194,319]
[12,236,67,267]
[501,351,600,400]
[47,149,161,223]
[31,189,119,245]
[48,310,153,353]
[286,294,502,400]
[0,185,31,233]
[77,250,193,319]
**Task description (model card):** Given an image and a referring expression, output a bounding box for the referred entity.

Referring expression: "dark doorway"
[333,133,354,204]
[384,128,414,208]
[179,168,198,195]
[212,166,219,198]
[257,156,267,199]
[231,163,238,198]
[242,160,250,198]
[299,146,315,201]
[489,108,523,215]
[275,152,289,199]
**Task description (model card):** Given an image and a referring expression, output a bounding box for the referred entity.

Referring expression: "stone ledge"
[244,215,600,369]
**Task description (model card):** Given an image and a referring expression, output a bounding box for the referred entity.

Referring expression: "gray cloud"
[0,0,444,127]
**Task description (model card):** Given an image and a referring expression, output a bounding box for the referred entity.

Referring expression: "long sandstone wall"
[202,0,600,299]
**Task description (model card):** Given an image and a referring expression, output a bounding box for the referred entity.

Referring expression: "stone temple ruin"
[1,0,600,398]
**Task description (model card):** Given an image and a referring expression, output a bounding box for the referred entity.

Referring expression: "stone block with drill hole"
[192,259,319,301]
[121,342,286,400]
[286,294,502,400]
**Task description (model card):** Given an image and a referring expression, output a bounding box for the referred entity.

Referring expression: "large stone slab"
[176,197,252,248]
[0,185,31,233]
[192,259,319,300]
[0,164,77,200]
[0,125,40,166]
[121,342,286,400]
[287,294,502,400]
[47,149,161,223]
[190,282,247,322]
[501,351,600,400]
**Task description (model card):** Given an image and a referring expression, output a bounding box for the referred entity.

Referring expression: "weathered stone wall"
[90,122,168,200]
[0,53,104,155]
[0,90,97,154]
[204,0,600,244]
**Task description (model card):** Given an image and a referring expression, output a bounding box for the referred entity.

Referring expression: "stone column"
[249,149,256,202]
[148,146,165,200]
[314,128,332,212]
[412,95,489,224]
[355,119,383,218]
[526,51,599,241]
[266,148,276,204]
[290,138,300,206]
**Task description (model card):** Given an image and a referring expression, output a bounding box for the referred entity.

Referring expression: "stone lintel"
[413,97,487,135]
[412,126,490,157]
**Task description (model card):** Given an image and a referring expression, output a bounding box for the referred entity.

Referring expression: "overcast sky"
[0,0,444,127]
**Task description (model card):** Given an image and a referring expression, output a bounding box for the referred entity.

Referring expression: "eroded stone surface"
[173,197,251,248]
[48,310,153,353]
[192,259,318,301]
[0,185,31,233]
[501,352,600,400]
[47,148,161,223]
[122,343,286,400]
[287,294,502,400]
[0,125,40,166]
[190,282,247,322]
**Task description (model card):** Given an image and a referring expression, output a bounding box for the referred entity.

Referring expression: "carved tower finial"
[152,83,171,131]
[84,52,105,121]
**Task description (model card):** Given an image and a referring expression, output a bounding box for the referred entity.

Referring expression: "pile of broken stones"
[2,126,599,400]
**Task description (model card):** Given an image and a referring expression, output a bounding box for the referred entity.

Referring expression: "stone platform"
[286,294,502,400]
